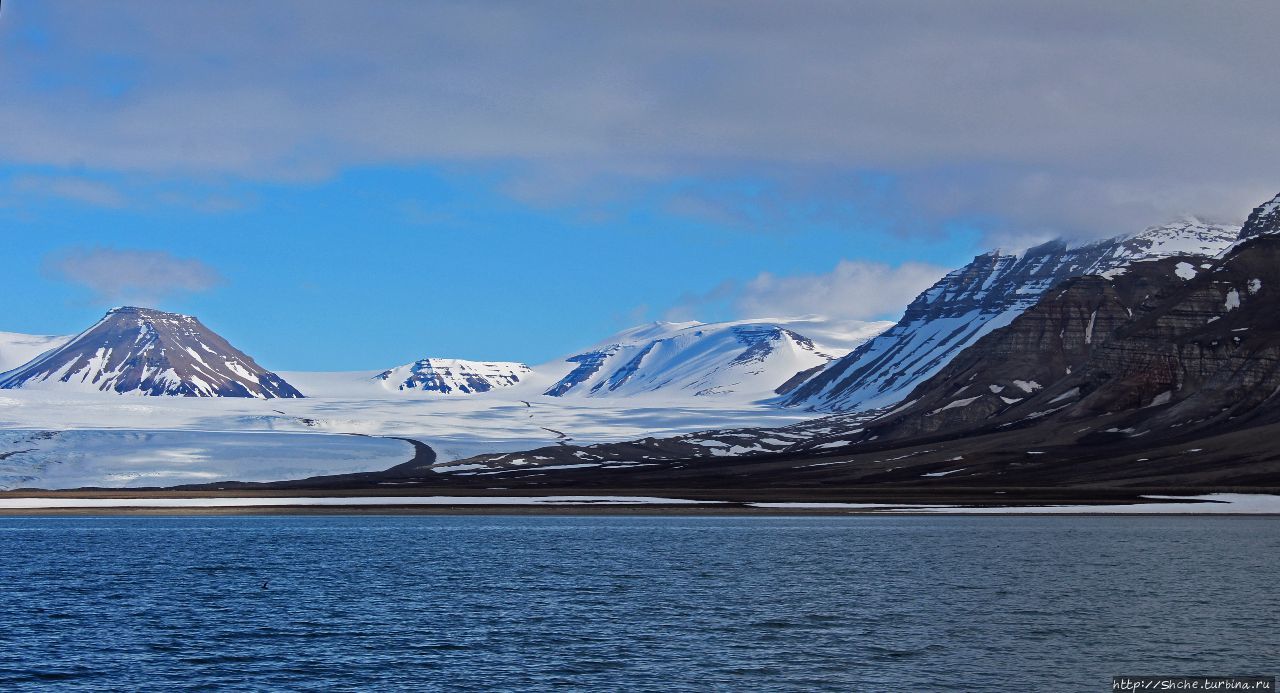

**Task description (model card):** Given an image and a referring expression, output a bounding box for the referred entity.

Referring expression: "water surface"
[0,516,1274,691]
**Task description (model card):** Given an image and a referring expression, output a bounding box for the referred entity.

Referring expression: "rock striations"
[1237,192,1280,241]
[780,219,1240,412]
[850,245,1280,444]
[0,307,303,398]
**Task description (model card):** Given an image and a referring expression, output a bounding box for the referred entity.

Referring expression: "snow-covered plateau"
[0,331,71,373]
[0,385,815,489]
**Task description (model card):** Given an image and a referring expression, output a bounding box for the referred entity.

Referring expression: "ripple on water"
[0,516,1274,691]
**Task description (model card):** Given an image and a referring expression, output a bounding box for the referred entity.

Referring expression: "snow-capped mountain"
[276,317,886,401]
[1237,192,1280,241]
[541,317,891,401]
[428,197,1280,490]
[781,218,1240,412]
[374,358,532,394]
[0,332,71,373]
[0,307,303,398]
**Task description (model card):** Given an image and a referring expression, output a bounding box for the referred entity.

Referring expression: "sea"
[0,516,1274,691]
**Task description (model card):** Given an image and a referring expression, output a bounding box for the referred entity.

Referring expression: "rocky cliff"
[781,220,1239,412]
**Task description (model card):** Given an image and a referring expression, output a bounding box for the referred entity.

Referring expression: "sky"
[1,1,1277,370]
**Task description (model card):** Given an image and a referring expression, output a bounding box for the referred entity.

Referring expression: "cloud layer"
[671,260,947,323]
[11,175,126,208]
[43,248,223,305]
[736,261,947,321]
[1,1,1278,236]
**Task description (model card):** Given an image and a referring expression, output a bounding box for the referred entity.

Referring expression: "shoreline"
[2,508,1277,517]
[1,490,1277,516]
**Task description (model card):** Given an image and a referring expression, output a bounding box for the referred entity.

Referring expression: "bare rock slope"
[0,307,302,398]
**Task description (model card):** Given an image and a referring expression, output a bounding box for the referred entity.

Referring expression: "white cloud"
[735,261,947,321]
[0,1,1276,236]
[11,175,126,208]
[668,260,946,323]
[43,248,224,305]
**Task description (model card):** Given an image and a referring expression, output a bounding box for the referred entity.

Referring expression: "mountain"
[374,358,531,394]
[0,307,303,398]
[1237,191,1280,241]
[0,332,71,373]
[402,196,1280,489]
[277,317,885,400]
[780,219,1240,412]
[844,233,1280,449]
[541,317,891,401]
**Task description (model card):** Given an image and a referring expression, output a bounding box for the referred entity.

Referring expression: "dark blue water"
[0,516,1274,691]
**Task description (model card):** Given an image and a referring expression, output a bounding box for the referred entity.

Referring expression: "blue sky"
[0,165,984,368]
[2,2,1277,369]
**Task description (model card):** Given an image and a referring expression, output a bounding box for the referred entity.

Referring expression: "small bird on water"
[260,579,269,590]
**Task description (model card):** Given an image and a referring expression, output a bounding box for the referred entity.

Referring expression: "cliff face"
[781,220,1239,412]
[1236,192,1280,241]
[1081,240,1280,429]
[849,235,1280,444]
